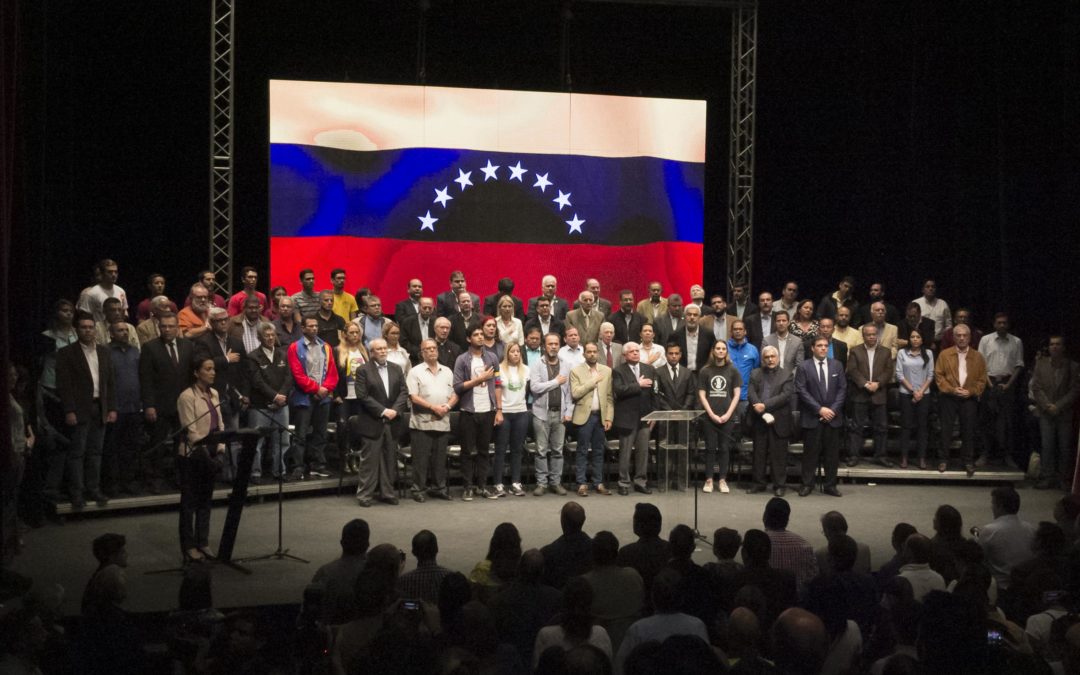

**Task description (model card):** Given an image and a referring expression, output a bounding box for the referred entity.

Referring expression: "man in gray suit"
[353,338,410,507]
[762,311,805,377]
[597,322,624,370]
[746,346,794,497]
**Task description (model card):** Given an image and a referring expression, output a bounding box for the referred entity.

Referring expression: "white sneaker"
[702,479,714,493]
[718,479,730,494]
[511,483,526,496]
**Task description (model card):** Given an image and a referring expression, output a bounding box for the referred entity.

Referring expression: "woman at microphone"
[177,357,225,562]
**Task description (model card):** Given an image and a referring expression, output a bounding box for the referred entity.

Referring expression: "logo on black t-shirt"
[709,375,729,398]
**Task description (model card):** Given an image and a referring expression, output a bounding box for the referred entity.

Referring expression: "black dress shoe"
[633,484,652,495]
[845,457,859,467]
[618,486,629,496]
[873,457,895,468]
[413,492,426,503]
[429,489,452,500]
[774,486,787,497]
[378,495,400,505]
[823,486,842,497]
[746,484,767,494]
[357,498,372,508]
[797,485,813,497]
[965,464,975,477]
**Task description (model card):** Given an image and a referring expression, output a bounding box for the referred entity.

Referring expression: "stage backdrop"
[269,80,705,309]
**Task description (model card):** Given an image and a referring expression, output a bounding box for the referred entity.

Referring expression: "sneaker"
[492,484,507,498]
[309,466,331,478]
[718,479,730,494]
[288,468,305,482]
[533,485,546,497]
[702,479,714,493]
[482,488,498,500]
[462,488,474,502]
[553,484,567,496]
[511,483,526,496]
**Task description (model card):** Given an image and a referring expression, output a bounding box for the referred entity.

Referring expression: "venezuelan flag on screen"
[269,80,705,303]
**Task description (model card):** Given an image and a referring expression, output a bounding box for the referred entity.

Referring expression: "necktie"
[168,342,178,365]
[818,360,827,394]
[606,346,613,368]
[672,365,678,380]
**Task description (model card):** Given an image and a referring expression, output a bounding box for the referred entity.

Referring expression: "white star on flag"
[566,214,585,234]
[433,186,453,207]
[533,172,552,193]
[508,162,527,181]
[418,211,438,232]
[480,160,500,181]
[553,190,572,210]
[454,169,473,191]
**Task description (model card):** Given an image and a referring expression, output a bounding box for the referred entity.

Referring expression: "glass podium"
[643,410,702,491]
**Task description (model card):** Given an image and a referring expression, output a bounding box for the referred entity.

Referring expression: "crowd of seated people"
[6,260,1079,533]
[2,487,1080,673]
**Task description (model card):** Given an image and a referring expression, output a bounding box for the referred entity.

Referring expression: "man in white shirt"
[912,278,951,342]
[406,339,459,501]
[977,312,1024,468]
[530,333,572,496]
[976,486,1035,590]
[559,326,586,371]
[897,534,945,602]
[77,258,129,323]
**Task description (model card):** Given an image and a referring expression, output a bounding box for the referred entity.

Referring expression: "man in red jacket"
[286,316,339,480]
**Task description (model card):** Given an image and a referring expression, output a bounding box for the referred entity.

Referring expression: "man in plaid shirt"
[396,530,453,604]
[763,497,819,590]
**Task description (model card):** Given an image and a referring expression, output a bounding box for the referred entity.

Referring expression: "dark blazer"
[803,338,849,366]
[436,290,480,318]
[193,331,247,403]
[747,366,794,438]
[727,300,758,320]
[655,361,696,410]
[744,312,774,351]
[449,313,482,351]
[527,295,570,322]
[612,362,658,431]
[898,317,936,349]
[483,293,525,320]
[139,337,195,417]
[608,310,647,345]
[653,314,685,348]
[794,356,847,429]
[436,339,463,369]
[400,314,437,364]
[817,293,859,322]
[846,344,894,405]
[672,327,716,372]
[523,316,565,341]
[353,360,410,440]
[56,342,116,424]
[393,298,421,323]
[243,346,294,408]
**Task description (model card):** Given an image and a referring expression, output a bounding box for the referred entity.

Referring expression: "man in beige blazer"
[570,342,614,496]
[635,281,668,324]
[565,291,603,346]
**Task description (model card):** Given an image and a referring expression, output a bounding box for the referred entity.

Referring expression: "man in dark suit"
[526,274,570,322]
[193,308,246,412]
[612,342,658,496]
[745,291,775,351]
[523,296,564,340]
[435,270,479,318]
[401,297,437,364]
[609,290,647,345]
[653,294,684,347]
[393,278,424,323]
[54,312,117,508]
[482,277,525,319]
[139,312,194,493]
[845,324,894,468]
[805,317,849,365]
[795,336,847,497]
[353,338,410,507]
[433,317,462,369]
[448,292,482,351]
[672,304,715,374]
[654,343,697,472]
[746,346,795,497]
[243,323,294,480]
[727,282,758,320]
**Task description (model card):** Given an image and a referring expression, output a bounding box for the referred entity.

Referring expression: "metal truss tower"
[726,0,757,294]
[209,0,236,295]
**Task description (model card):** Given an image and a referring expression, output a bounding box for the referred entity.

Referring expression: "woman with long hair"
[789,299,820,343]
[492,343,530,497]
[495,295,524,348]
[480,315,504,362]
[382,321,411,375]
[336,323,368,474]
[532,577,613,669]
[895,329,934,469]
[177,357,226,562]
[638,323,664,366]
[266,285,288,321]
[697,340,743,494]
[469,523,522,602]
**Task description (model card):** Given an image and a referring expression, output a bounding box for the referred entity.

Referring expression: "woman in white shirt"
[495,295,524,348]
[336,323,368,474]
[894,329,934,469]
[383,321,411,375]
[492,343,530,497]
[639,323,664,366]
[533,577,612,670]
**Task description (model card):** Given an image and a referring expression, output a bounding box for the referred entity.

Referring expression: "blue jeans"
[493,411,529,486]
[48,417,106,499]
[533,415,565,486]
[575,412,607,486]
[250,405,291,478]
[1039,414,1074,483]
[291,403,330,470]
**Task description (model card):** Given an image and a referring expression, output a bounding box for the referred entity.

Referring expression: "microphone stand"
[233,403,309,565]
